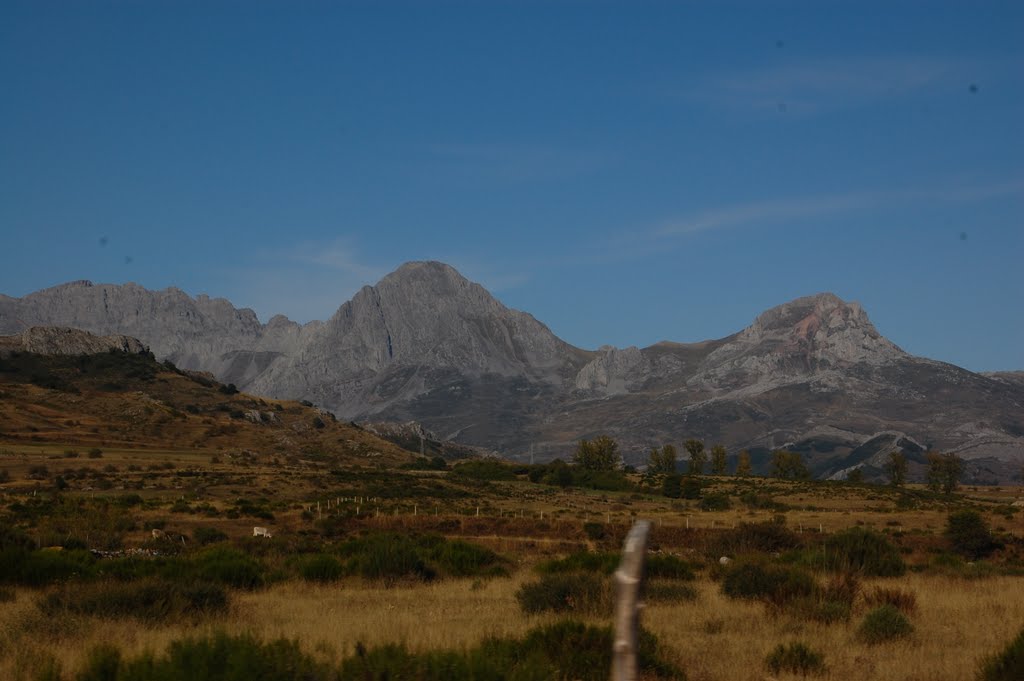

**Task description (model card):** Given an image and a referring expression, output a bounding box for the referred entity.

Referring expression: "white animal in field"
[719,556,732,565]
[151,529,166,539]
[253,526,272,538]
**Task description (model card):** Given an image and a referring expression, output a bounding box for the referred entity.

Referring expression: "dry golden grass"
[2,570,1022,681]
[646,573,1024,681]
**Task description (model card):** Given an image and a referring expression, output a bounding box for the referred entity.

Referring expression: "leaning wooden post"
[613,520,651,681]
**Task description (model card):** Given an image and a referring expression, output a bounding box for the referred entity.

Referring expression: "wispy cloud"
[219,238,388,324]
[289,238,383,279]
[653,175,1023,239]
[692,55,966,114]
[655,193,875,236]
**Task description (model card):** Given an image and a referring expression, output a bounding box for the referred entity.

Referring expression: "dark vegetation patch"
[979,625,1024,681]
[40,578,228,622]
[67,622,684,681]
[764,641,826,677]
[857,604,914,644]
[537,551,696,580]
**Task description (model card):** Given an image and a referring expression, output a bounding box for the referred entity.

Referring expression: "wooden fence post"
[612,520,650,681]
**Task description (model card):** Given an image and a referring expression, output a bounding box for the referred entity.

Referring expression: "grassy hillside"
[0,348,414,464]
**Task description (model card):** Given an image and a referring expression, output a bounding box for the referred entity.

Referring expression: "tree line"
[572,435,968,495]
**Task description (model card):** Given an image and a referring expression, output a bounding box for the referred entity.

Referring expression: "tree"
[927,451,963,495]
[710,444,728,476]
[662,473,682,499]
[886,451,907,487]
[573,435,621,471]
[682,476,702,499]
[685,439,706,476]
[647,444,677,476]
[736,449,752,476]
[846,468,864,484]
[771,450,809,480]
[946,510,1000,559]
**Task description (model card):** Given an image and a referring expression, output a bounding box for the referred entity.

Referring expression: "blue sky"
[1,1,1022,371]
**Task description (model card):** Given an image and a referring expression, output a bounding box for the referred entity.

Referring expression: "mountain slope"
[0,328,414,466]
[2,263,1022,477]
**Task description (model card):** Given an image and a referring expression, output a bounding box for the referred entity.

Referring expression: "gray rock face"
[0,326,149,357]
[248,262,583,416]
[2,262,1022,478]
[574,346,649,393]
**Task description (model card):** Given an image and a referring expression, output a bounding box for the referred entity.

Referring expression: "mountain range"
[2,261,1022,481]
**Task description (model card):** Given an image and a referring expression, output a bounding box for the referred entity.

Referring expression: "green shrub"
[450,460,517,481]
[515,573,610,615]
[662,474,682,498]
[946,510,1001,560]
[681,476,701,499]
[699,493,731,511]
[713,522,800,556]
[583,522,606,540]
[193,548,264,589]
[821,528,905,577]
[299,554,344,583]
[342,533,434,583]
[40,579,228,622]
[646,582,698,603]
[0,548,97,586]
[979,626,1024,681]
[721,560,815,607]
[340,620,684,681]
[538,551,694,581]
[857,604,914,644]
[427,539,507,578]
[791,573,859,623]
[78,632,330,681]
[739,491,788,511]
[647,554,697,581]
[192,527,228,546]
[764,641,826,676]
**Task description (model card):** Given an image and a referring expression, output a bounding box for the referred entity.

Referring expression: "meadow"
[2,441,1024,680]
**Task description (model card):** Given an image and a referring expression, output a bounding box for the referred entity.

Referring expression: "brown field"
[2,570,1023,680]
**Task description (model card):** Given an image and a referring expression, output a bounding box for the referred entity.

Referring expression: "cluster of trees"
[573,435,970,495]
[644,439,753,479]
[879,450,962,494]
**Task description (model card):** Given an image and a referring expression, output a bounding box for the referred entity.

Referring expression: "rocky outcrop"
[0,326,149,357]
[574,346,650,394]
[690,293,905,393]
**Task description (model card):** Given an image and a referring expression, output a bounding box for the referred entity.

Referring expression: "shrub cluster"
[711,521,800,557]
[764,642,826,677]
[979,626,1024,681]
[945,510,1001,560]
[40,578,228,622]
[819,527,906,577]
[720,559,816,607]
[341,620,684,681]
[537,551,695,581]
[516,573,610,615]
[69,622,685,681]
[338,533,507,583]
[857,604,914,644]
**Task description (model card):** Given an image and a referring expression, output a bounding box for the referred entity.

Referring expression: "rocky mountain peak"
[318,260,573,377]
[733,292,902,365]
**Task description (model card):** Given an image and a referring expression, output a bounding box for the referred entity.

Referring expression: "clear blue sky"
[1,1,1021,371]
